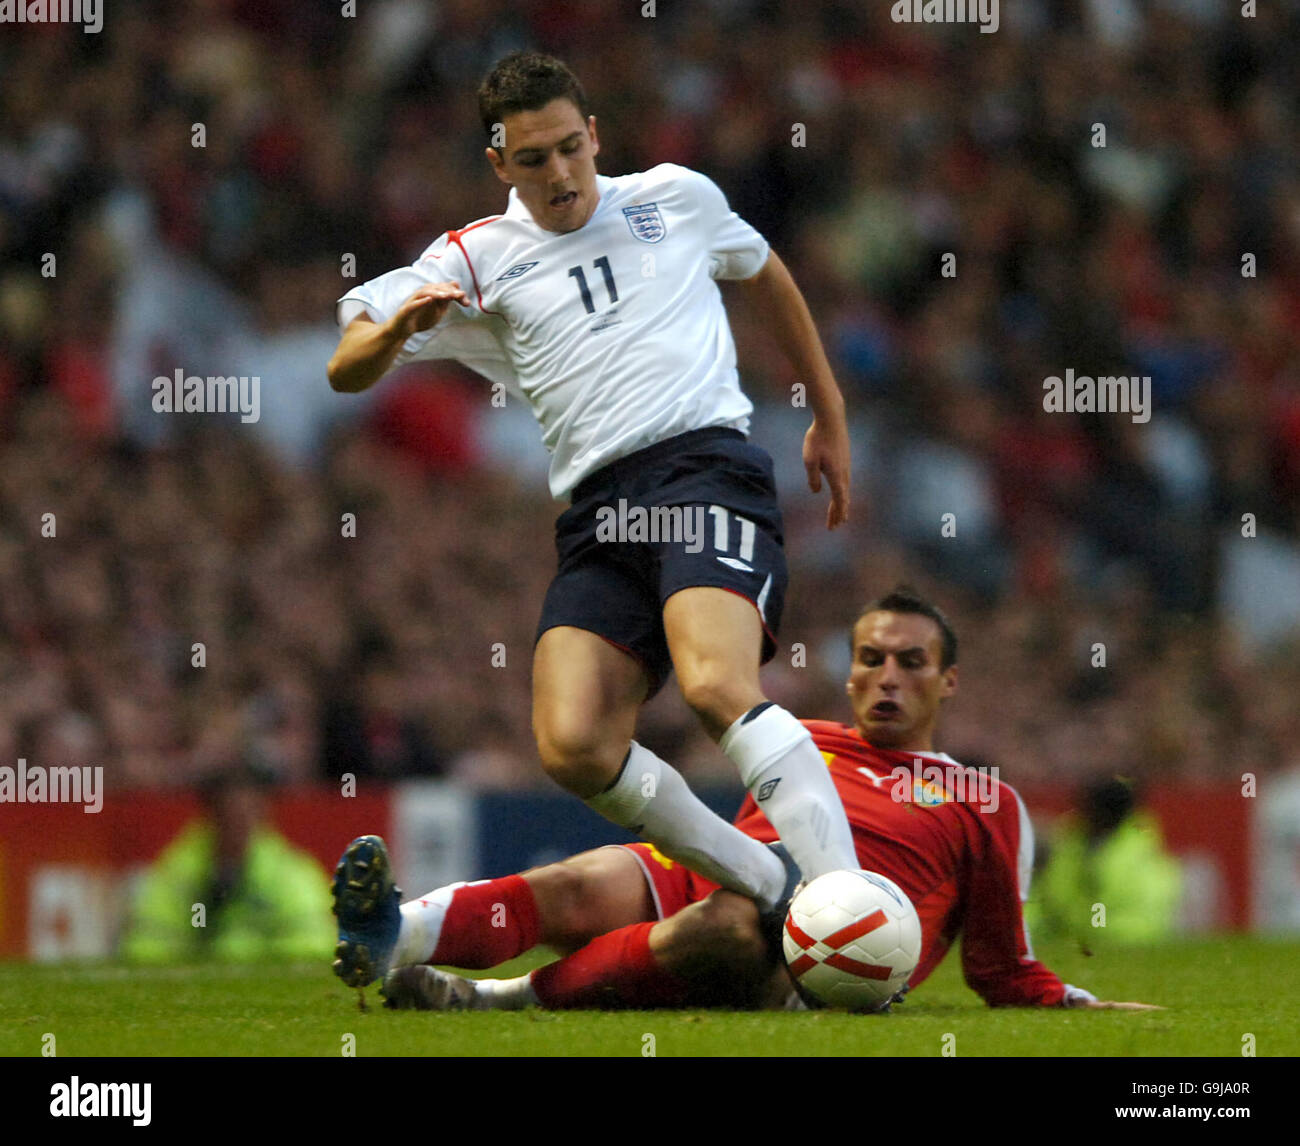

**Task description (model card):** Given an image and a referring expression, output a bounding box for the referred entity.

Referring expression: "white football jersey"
[337,163,770,499]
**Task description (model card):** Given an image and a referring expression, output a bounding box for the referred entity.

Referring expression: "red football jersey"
[733,720,1068,1007]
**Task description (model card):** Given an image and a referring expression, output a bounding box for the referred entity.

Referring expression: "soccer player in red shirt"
[370,587,1160,1012]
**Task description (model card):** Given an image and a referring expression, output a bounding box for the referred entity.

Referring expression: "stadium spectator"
[120,763,335,963]
[1026,776,1183,947]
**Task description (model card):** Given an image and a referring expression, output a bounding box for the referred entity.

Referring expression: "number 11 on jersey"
[568,256,618,313]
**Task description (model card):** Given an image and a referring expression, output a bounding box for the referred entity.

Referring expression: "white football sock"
[720,703,858,880]
[472,974,537,1010]
[391,881,472,967]
[585,742,787,910]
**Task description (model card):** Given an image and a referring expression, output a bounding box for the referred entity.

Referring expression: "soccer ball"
[782,869,922,1012]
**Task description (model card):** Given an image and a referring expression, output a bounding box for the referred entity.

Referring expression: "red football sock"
[531,922,691,1009]
[430,876,541,969]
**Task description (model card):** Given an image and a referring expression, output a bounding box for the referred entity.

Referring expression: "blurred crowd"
[2,0,1300,793]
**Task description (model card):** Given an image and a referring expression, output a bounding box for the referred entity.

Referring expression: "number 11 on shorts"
[707,505,756,563]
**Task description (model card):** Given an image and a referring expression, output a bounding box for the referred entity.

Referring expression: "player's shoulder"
[615,161,691,186]
[938,752,1024,820]
[413,213,519,283]
[960,756,1021,805]
[452,213,508,238]
[417,214,507,256]
[613,162,718,202]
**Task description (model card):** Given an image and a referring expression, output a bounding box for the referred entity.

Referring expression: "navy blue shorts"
[536,428,788,697]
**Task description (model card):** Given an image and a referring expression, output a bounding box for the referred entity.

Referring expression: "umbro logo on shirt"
[757,778,781,802]
[498,261,539,281]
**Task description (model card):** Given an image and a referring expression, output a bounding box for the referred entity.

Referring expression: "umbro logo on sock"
[757,778,781,802]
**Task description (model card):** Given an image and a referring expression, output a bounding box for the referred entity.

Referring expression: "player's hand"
[388,282,469,340]
[1074,1000,1166,1011]
[803,414,851,530]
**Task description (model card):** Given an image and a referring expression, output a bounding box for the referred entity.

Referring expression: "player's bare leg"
[532,625,786,908]
[531,625,647,798]
[664,586,858,881]
[388,887,791,1012]
[382,845,657,1010]
[663,586,766,738]
[523,845,656,953]
[386,844,654,971]
[511,889,790,1011]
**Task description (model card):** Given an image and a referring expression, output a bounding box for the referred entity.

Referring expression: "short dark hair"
[1081,776,1137,836]
[852,585,958,670]
[478,51,590,145]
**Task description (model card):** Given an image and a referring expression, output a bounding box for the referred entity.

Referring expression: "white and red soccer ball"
[783,869,922,1012]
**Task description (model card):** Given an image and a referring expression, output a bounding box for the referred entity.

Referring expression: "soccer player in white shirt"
[327,52,859,987]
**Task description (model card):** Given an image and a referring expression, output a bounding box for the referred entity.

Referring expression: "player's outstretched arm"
[327,282,468,393]
[733,249,850,529]
[1071,999,1166,1011]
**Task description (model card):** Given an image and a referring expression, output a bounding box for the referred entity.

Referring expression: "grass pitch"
[1,936,1295,1058]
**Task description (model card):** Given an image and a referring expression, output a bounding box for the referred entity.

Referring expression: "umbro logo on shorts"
[716,555,754,573]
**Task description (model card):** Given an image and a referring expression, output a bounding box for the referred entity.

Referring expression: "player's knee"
[663,891,768,972]
[653,892,772,1007]
[699,893,768,966]
[525,859,596,948]
[676,671,756,732]
[534,714,623,797]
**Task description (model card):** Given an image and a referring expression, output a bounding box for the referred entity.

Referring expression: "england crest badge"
[623,203,666,243]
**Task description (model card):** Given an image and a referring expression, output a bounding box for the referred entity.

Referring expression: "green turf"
[1,936,1295,1057]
